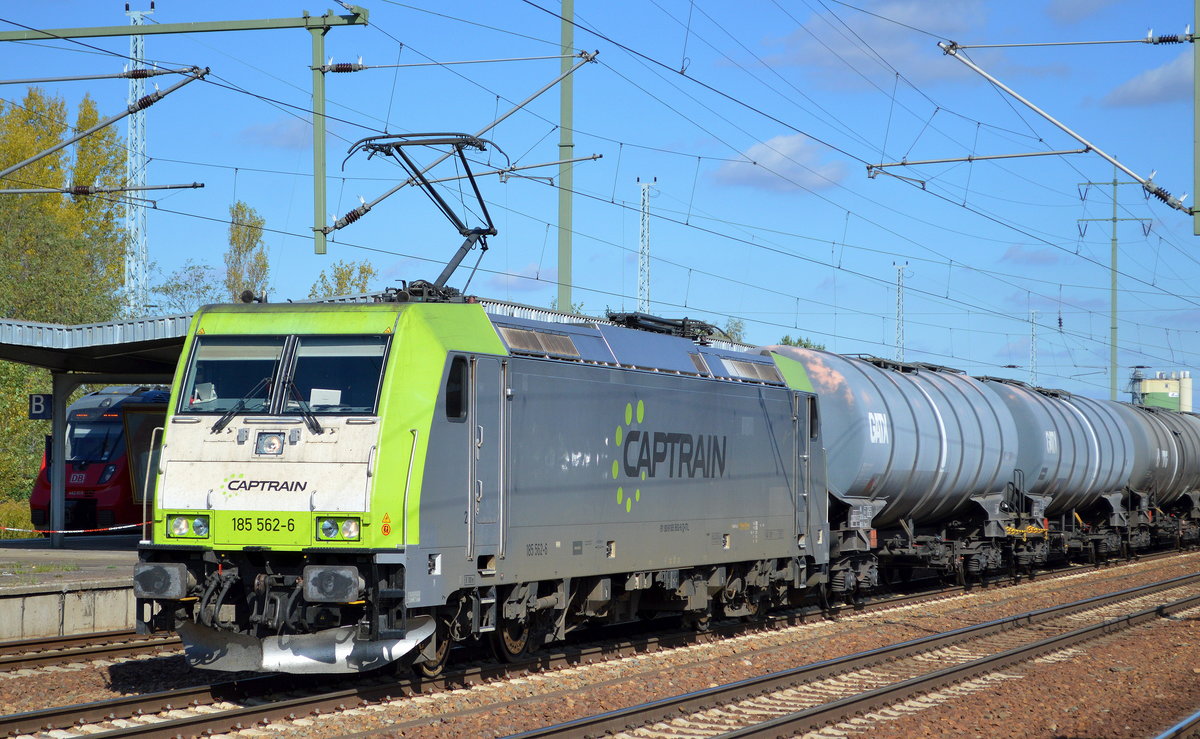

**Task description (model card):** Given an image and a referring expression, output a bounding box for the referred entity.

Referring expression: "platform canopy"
[0,314,193,374]
[0,312,193,546]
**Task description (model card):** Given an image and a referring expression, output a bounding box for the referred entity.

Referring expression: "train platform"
[0,535,139,640]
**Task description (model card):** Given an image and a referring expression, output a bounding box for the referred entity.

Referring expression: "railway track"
[0,631,180,672]
[0,550,1191,738]
[513,572,1200,738]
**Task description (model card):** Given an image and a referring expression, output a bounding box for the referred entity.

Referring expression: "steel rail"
[0,632,180,671]
[724,590,1200,738]
[509,571,1200,738]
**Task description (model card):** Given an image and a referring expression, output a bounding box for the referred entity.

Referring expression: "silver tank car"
[768,347,1017,528]
[1110,403,1200,507]
[975,379,1132,517]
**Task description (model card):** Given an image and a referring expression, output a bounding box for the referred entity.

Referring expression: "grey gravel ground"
[3,552,1198,738]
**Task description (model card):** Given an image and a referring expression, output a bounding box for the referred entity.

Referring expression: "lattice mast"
[638,177,653,313]
[894,261,906,361]
[1030,310,1039,386]
[124,4,152,316]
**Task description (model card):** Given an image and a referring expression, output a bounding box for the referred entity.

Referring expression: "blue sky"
[0,0,1196,400]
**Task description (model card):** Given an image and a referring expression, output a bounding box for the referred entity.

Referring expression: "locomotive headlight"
[255,431,285,456]
[302,565,363,603]
[98,464,117,484]
[319,518,339,539]
[340,518,360,540]
[169,516,189,536]
[191,516,210,537]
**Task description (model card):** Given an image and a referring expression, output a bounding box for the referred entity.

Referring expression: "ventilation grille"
[497,327,580,357]
[723,358,784,384]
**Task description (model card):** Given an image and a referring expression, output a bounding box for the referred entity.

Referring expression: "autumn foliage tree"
[224,201,270,302]
[308,259,377,298]
[0,88,126,500]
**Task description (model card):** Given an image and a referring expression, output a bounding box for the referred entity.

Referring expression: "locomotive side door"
[468,356,506,568]
[794,392,813,538]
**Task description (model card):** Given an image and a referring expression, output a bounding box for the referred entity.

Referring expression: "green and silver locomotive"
[134,295,827,674]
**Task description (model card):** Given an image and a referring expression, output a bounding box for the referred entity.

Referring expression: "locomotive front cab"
[134,304,439,672]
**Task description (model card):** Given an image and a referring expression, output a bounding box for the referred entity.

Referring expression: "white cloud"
[713,134,848,191]
[1101,50,1193,107]
[483,262,546,293]
[1045,0,1121,25]
[766,0,990,89]
[238,116,311,150]
[1001,244,1058,266]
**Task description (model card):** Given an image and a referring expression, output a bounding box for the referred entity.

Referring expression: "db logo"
[70,473,85,483]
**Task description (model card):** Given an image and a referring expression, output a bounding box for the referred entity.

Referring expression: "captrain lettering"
[622,430,726,479]
[227,480,308,492]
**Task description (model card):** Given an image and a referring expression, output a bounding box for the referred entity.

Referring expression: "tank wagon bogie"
[133,298,1200,675]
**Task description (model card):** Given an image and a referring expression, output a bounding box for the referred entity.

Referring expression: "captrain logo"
[610,399,727,513]
[222,472,308,493]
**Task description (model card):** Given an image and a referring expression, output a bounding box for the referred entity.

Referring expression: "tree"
[0,88,125,322]
[721,317,745,343]
[309,259,377,298]
[549,296,585,314]
[779,334,826,350]
[224,201,270,301]
[0,88,127,501]
[152,260,225,314]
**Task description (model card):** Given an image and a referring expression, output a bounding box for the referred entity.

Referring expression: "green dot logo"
[611,399,646,513]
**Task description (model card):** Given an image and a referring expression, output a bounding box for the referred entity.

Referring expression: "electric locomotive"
[134,294,825,674]
[30,385,168,533]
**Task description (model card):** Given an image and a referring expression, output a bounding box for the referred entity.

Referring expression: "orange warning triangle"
[382,513,391,524]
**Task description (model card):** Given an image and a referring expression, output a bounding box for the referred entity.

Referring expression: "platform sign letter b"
[28,394,51,420]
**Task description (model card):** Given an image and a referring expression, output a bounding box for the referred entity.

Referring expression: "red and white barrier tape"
[0,522,149,534]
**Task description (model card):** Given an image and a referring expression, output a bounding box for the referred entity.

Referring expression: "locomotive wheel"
[415,617,451,679]
[492,617,530,662]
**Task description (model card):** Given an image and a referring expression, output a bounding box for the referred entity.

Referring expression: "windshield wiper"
[287,381,324,435]
[210,376,271,433]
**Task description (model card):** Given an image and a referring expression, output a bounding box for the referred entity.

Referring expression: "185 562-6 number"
[231,516,295,533]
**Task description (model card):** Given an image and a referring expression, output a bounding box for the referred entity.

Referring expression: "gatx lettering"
[622,430,726,479]
[227,479,308,492]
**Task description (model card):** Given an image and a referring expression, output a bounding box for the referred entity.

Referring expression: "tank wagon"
[773,348,1200,588]
[30,386,169,532]
[133,296,1200,675]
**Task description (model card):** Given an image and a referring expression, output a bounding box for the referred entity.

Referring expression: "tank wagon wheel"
[492,616,531,662]
[414,617,452,679]
[738,593,768,623]
[682,607,712,633]
[817,584,833,616]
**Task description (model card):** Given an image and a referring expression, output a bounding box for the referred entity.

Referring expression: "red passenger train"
[29,386,168,533]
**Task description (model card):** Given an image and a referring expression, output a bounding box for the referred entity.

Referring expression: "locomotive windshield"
[181,336,284,414]
[179,334,388,416]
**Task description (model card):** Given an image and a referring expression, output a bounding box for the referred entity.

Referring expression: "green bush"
[0,499,37,539]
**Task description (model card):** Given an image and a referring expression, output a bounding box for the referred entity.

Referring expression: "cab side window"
[446,356,468,420]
